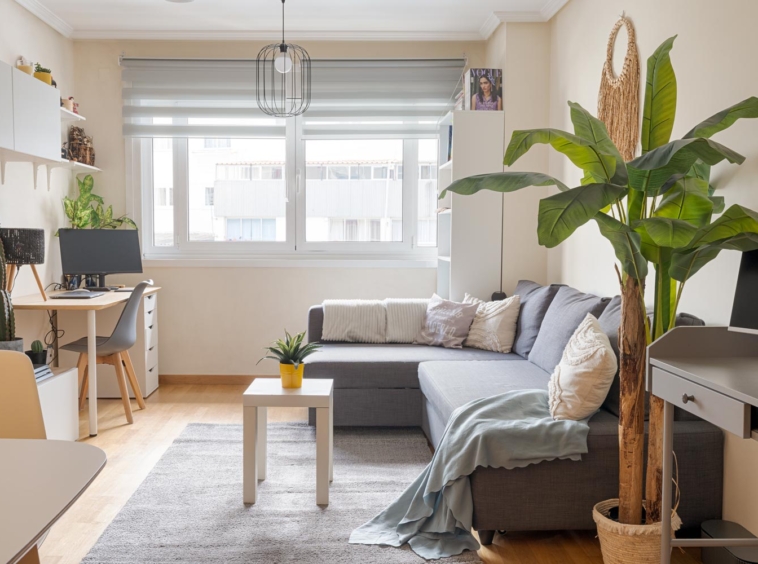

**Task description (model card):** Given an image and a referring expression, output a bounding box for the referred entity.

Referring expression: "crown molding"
[478,13,502,40]
[71,29,484,42]
[488,0,570,29]
[16,0,569,43]
[14,0,73,38]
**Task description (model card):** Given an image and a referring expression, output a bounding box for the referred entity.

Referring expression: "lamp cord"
[281,0,285,44]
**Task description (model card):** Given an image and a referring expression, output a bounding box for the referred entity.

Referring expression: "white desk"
[242,378,333,505]
[0,439,106,564]
[13,287,160,436]
[648,327,758,563]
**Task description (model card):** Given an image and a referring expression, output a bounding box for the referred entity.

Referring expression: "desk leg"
[257,406,267,481]
[660,399,674,564]
[51,309,59,368]
[87,310,98,437]
[243,406,258,504]
[316,406,329,506]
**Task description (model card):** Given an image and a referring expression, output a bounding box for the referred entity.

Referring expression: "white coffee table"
[243,378,334,505]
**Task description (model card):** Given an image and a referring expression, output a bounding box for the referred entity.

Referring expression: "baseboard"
[159,375,277,385]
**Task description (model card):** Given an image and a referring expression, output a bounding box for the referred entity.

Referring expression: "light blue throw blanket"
[349,389,591,560]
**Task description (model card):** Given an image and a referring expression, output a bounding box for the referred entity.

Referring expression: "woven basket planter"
[593,499,682,564]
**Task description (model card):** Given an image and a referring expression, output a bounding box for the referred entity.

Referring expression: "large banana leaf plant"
[442,36,758,526]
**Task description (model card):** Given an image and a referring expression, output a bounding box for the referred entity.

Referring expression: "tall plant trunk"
[618,275,647,525]
[645,261,676,524]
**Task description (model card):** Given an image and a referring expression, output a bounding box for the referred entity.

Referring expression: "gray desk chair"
[63,280,153,425]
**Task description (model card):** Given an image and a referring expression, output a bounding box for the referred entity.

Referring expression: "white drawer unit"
[37,368,79,441]
[651,367,751,438]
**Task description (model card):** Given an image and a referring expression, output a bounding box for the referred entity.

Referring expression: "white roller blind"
[303,59,465,138]
[121,58,464,138]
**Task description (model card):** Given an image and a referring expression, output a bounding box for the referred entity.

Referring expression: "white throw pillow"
[414,294,479,349]
[385,298,430,343]
[548,313,617,421]
[462,293,521,353]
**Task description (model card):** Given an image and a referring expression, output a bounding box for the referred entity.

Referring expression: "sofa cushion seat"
[305,344,522,389]
[418,360,552,424]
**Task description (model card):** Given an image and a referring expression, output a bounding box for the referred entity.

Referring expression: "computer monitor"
[729,249,758,335]
[59,229,143,288]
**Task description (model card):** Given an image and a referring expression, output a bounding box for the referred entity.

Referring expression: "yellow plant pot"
[279,363,304,388]
[34,72,52,85]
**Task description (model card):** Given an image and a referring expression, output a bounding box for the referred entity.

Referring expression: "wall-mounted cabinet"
[0,64,13,151]
[0,60,101,187]
[11,67,61,161]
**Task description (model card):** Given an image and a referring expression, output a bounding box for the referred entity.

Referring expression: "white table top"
[0,440,106,564]
[12,287,160,312]
[243,378,333,408]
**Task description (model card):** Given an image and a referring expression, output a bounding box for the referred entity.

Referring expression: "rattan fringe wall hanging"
[598,15,640,162]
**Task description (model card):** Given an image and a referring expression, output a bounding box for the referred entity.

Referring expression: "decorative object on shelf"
[464,68,503,111]
[16,57,33,75]
[62,97,75,112]
[0,239,23,352]
[68,126,96,166]
[26,340,47,365]
[598,15,640,162]
[256,0,311,117]
[441,34,758,561]
[0,228,47,301]
[258,330,321,388]
[61,175,138,232]
[33,63,53,86]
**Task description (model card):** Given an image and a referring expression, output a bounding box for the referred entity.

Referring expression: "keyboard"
[51,290,105,299]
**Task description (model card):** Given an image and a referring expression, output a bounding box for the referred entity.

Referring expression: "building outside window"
[205,187,214,206]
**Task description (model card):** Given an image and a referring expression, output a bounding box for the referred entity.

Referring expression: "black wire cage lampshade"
[256,0,311,117]
[0,228,47,300]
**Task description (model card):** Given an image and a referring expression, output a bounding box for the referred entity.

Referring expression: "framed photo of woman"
[465,68,503,111]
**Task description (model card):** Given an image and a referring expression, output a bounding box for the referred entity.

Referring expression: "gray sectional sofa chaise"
[305,281,723,543]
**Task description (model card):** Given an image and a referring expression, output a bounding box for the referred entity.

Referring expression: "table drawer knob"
[682,394,695,404]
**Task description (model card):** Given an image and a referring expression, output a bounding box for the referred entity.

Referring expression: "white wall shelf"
[58,160,101,174]
[60,107,86,123]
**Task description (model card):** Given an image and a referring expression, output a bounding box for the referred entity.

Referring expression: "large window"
[144,130,438,257]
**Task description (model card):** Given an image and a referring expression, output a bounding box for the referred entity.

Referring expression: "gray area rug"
[82,423,481,563]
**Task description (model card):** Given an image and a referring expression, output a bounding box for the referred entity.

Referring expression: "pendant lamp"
[256,0,311,117]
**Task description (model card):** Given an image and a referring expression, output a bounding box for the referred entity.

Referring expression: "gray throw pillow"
[528,286,611,374]
[415,294,479,349]
[511,280,562,358]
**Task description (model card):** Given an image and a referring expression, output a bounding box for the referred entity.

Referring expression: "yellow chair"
[0,350,46,440]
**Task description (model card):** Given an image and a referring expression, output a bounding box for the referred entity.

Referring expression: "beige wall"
[0,0,75,344]
[547,0,758,534]
[70,38,485,375]
[485,23,551,293]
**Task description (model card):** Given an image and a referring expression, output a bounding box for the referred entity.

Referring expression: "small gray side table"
[648,326,758,563]
[242,378,333,506]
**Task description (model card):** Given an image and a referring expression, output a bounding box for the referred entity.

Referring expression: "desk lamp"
[0,228,47,301]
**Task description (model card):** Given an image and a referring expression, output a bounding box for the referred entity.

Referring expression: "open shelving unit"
[435,110,505,302]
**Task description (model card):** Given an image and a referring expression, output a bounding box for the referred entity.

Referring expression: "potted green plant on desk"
[258,330,321,388]
[0,240,23,352]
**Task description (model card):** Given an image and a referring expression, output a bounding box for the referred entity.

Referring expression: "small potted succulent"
[33,63,53,86]
[0,241,23,352]
[258,330,321,388]
[25,340,47,365]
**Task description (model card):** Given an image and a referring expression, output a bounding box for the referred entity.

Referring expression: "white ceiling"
[15,0,569,41]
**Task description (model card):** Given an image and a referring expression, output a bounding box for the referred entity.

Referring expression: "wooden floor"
[39,383,702,564]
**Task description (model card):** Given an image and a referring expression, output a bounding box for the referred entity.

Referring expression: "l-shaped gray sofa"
[305,280,723,544]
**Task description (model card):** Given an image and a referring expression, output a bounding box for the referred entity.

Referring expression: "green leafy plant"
[0,240,16,342]
[31,340,44,353]
[442,36,758,525]
[34,63,51,74]
[258,330,321,368]
[61,175,137,232]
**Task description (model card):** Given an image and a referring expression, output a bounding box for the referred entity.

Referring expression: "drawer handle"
[149,346,155,351]
[147,309,155,315]
[148,325,154,330]
[682,394,695,404]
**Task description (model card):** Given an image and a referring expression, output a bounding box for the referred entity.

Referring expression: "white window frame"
[130,116,437,263]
